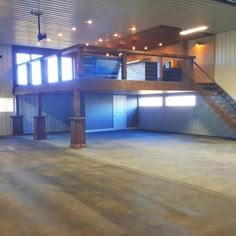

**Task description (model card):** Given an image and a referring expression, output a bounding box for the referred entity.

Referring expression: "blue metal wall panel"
[127,95,138,128]
[139,94,236,139]
[42,94,73,133]
[19,94,37,134]
[85,94,113,130]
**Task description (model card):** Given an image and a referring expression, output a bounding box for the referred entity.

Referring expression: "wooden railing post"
[157,56,163,81]
[121,52,127,80]
[75,46,84,78]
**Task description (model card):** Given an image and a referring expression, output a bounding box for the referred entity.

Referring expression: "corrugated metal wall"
[0,45,13,136]
[215,30,236,100]
[85,94,114,130]
[19,94,73,134]
[139,94,236,139]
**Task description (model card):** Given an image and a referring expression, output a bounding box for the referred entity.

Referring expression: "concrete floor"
[0,131,236,235]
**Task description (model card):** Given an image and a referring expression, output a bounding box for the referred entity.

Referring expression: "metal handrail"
[193,61,236,118]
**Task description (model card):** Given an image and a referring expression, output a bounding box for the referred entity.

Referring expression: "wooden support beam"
[69,89,86,149]
[33,93,47,140]
[11,95,24,136]
[73,89,81,116]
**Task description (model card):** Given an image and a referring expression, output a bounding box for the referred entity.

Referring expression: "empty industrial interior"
[0,0,236,235]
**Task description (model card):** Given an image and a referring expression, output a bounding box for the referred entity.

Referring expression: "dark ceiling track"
[214,0,236,6]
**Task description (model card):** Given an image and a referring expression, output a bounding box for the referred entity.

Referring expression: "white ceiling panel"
[0,0,236,49]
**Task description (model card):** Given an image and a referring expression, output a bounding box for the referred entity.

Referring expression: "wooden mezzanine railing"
[14,44,196,95]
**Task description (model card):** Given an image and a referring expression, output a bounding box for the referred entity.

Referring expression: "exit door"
[113,95,127,130]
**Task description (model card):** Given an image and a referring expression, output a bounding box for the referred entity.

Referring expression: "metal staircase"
[193,62,236,131]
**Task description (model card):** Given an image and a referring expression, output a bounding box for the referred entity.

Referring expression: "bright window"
[16,53,30,64]
[62,57,73,81]
[31,54,42,60]
[166,95,196,106]
[47,56,58,83]
[17,64,28,85]
[0,98,14,112]
[139,97,163,107]
[31,60,42,85]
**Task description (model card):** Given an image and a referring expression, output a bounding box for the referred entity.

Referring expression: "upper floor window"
[31,60,42,85]
[62,57,73,81]
[47,56,58,83]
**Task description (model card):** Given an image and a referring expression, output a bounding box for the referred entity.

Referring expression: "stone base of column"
[69,117,86,149]
[33,116,47,140]
[11,115,24,136]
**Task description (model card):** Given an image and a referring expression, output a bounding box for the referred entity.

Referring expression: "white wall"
[215,30,236,99]
[0,45,13,136]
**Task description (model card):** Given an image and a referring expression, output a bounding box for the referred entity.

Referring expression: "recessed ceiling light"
[130,26,136,31]
[113,33,118,37]
[58,33,63,37]
[144,46,148,50]
[98,38,103,42]
[159,42,163,46]
[86,19,93,24]
[72,27,77,31]
[132,46,136,50]
[179,26,208,35]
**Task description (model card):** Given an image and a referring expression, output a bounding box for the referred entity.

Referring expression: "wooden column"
[33,94,47,140]
[11,95,24,136]
[69,90,86,148]
[121,53,127,80]
[157,56,163,81]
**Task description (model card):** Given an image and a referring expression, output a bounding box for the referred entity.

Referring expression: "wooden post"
[33,94,47,140]
[121,52,127,80]
[75,46,84,78]
[157,56,163,81]
[11,95,24,136]
[69,89,86,148]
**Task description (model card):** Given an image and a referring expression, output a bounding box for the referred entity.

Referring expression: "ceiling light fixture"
[144,46,148,50]
[113,33,118,37]
[195,40,205,46]
[58,33,63,37]
[159,42,163,46]
[72,27,77,31]
[130,26,136,31]
[179,26,208,35]
[86,19,93,24]
[132,46,136,50]
[98,38,103,42]
[85,43,89,46]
